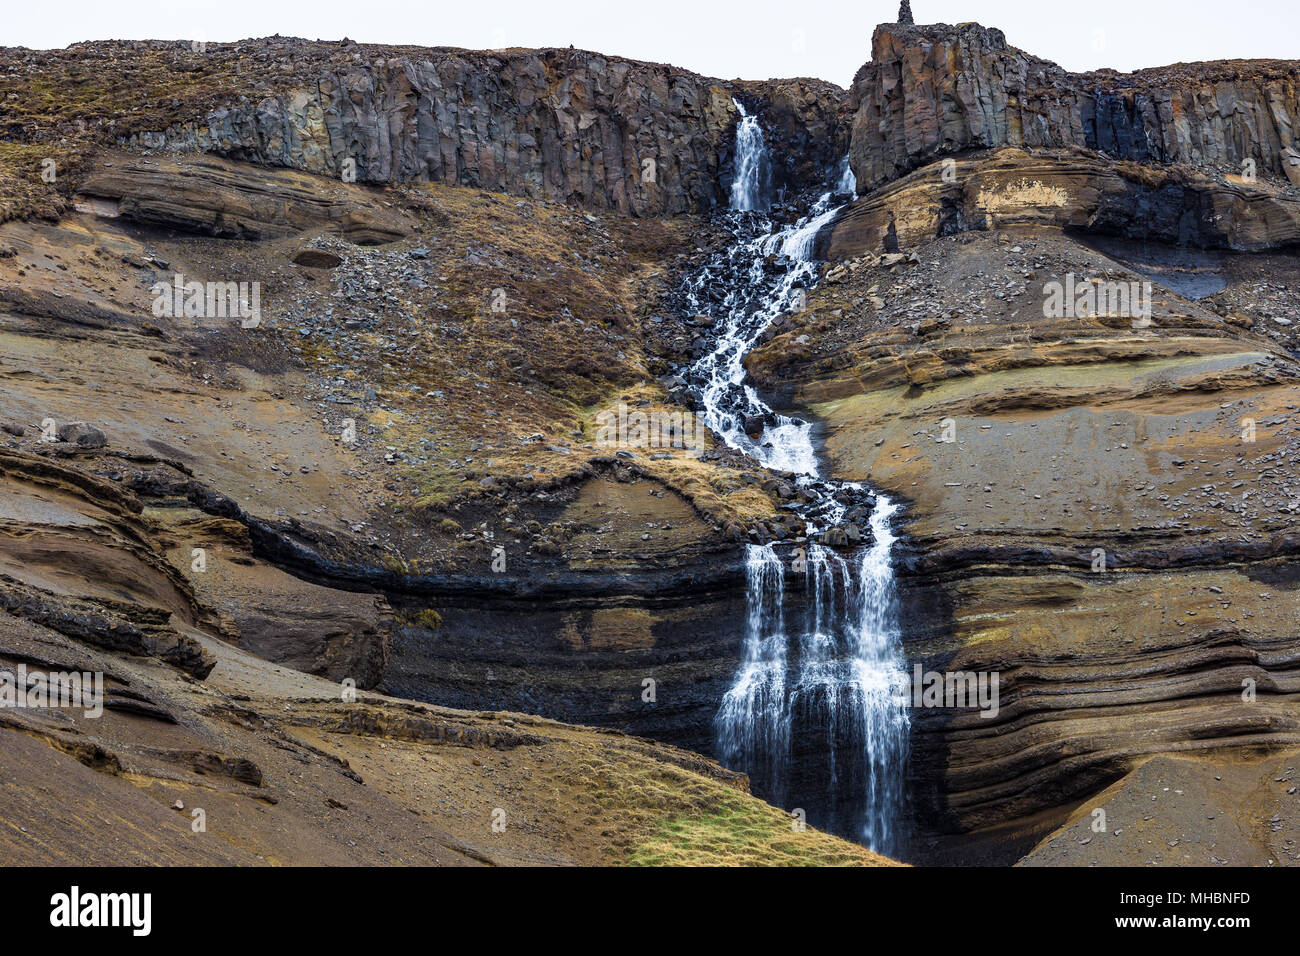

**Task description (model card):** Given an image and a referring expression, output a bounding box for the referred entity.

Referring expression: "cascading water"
[728,99,773,212]
[686,104,910,854]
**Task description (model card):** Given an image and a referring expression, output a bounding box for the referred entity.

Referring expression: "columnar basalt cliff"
[140,49,739,216]
[849,21,1300,190]
[98,41,849,216]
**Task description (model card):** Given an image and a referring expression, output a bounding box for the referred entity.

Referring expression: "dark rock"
[292,248,344,268]
[56,422,107,448]
[849,22,1300,190]
[128,50,848,216]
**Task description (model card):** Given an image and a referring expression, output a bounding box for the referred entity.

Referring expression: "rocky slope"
[0,559,892,866]
[0,129,869,861]
[0,168,886,862]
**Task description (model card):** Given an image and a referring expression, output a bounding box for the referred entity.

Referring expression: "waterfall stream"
[682,100,910,854]
[728,100,773,212]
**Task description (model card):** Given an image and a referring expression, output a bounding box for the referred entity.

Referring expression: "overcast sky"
[5,0,1297,88]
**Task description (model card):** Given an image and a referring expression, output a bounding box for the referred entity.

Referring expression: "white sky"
[4,0,1297,89]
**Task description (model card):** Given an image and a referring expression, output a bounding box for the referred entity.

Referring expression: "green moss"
[396,608,443,631]
[625,795,892,867]
[379,553,409,574]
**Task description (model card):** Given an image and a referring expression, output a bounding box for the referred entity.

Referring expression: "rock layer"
[77,155,412,243]
[824,149,1300,257]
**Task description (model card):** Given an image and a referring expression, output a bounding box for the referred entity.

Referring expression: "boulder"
[56,422,107,448]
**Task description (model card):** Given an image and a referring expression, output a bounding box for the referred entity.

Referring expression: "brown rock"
[826,149,1300,258]
[78,155,411,243]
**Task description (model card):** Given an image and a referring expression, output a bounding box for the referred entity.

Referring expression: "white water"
[690,106,908,854]
[728,99,772,212]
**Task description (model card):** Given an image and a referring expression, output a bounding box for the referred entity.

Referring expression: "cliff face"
[849,22,1300,189]
[9,24,1300,867]
[106,42,847,216]
[137,50,737,216]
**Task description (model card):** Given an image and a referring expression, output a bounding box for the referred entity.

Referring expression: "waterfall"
[716,544,791,805]
[835,154,858,197]
[684,114,909,855]
[729,99,772,212]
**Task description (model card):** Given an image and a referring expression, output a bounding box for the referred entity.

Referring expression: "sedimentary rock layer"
[824,149,1300,257]
[763,216,1300,853]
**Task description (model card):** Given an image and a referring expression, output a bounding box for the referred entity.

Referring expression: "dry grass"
[542,731,897,866]
[627,804,897,866]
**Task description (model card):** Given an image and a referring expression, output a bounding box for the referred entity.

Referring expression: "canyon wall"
[849,22,1300,190]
